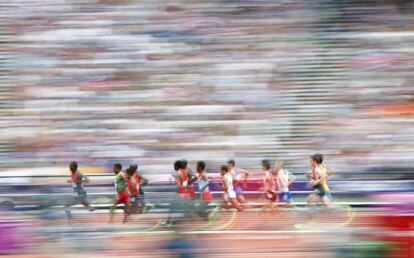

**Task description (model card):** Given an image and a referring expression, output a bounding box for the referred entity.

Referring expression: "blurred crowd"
[1,0,414,178]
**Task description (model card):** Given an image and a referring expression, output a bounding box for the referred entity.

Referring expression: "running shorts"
[278,191,292,203]
[117,191,129,204]
[201,191,213,202]
[265,190,277,202]
[224,190,237,201]
[234,186,244,197]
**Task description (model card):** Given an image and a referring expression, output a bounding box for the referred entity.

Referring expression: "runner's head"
[174,160,182,171]
[220,165,228,176]
[274,161,283,172]
[227,159,235,169]
[310,154,324,168]
[126,167,136,177]
[113,163,122,174]
[129,164,138,173]
[69,161,78,173]
[261,159,271,172]
[197,160,206,175]
[181,159,188,169]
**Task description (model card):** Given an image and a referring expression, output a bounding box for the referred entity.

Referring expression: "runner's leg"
[230,198,243,212]
[109,199,121,223]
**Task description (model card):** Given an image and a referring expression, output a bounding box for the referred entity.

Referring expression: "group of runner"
[109,163,149,223]
[171,154,333,212]
[66,161,148,222]
[66,154,334,222]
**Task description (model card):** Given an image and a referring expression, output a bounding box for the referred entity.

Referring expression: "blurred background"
[0,0,413,257]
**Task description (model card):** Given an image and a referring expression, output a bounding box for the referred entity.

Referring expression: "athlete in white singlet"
[221,165,242,211]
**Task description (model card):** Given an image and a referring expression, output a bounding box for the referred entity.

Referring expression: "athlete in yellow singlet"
[308,154,334,205]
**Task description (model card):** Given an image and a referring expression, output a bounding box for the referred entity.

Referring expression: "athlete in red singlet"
[128,164,148,214]
[262,159,276,212]
[175,159,195,199]
[126,167,139,214]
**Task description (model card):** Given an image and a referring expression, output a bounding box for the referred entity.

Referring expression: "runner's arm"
[238,168,250,178]
[173,171,186,186]
[175,173,182,185]
[312,168,324,185]
[326,167,334,179]
[188,172,198,185]
[82,174,90,184]
[186,167,198,185]
[287,170,296,185]
[139,175,149,186]
[222,178,228,192]
[187,166,195,178]
[261,175,268,191]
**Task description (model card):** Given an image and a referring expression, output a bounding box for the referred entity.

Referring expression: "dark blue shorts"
[278,191,292,203]
[234,186,244,197]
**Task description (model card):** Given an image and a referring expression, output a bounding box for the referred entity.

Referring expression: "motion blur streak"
[0,0,413,257]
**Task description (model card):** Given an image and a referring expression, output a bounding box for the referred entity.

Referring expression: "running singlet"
[276,169,290,193]
[128,176,139,196]
[230,167,245,197]
[71,171,86,194]
[114,172,127,194]
[312,165,330,192]
[178,169,188,187]
[263,171,275,192]
[198,177,212,201]
[223,173,237,200]
[263,171,276,201]
[320,165,330,192]
[177,169,192,197]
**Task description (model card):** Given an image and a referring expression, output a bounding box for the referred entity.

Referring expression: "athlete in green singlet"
[109,163,130,223]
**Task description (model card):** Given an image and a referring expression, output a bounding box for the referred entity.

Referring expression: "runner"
[65,161,95,219]
[109,163,130,223]
[196,160,212,220]
[161,161,181,227]
[262,160,276,212]
[126,166,140,214]
[221,165,243,212]
[128,164,148,214]
[174,160,181,176]
[175,159,195,199]
[163,160,194,227]
[274,161,295,207]
[307,154,334,206]
[182,159,196,199]
[227,160,249,205]
[197,161,212,202]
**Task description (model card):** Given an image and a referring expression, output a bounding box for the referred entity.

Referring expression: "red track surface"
[0,208,371,258]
